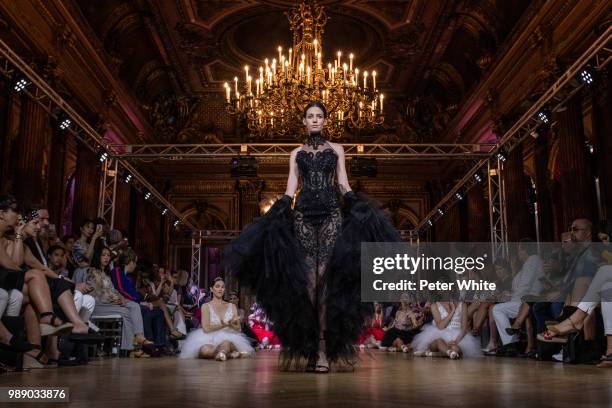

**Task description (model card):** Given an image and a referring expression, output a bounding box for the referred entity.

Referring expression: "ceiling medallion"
[223,0,384,140]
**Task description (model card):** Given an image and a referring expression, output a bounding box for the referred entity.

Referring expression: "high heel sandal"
[38,312,73,337]
[0,332,33,353]
[537,316,583,343]
[314,337,329,373]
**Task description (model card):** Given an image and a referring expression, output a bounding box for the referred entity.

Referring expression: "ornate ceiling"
[71,0,531,143]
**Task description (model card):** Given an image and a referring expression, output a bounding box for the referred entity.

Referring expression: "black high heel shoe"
[0,333,33,353]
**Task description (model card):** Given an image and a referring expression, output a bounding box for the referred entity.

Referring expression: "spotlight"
[162,208,168,216]
[144,191,151,200]
[13,78,29,92]
[97,149,109,163]
[536,109,550,124]
[437,208,444,216]
[124,173,132,183]
[173,220,180,227]
[585,141,594,154]
[455,192,464,200]
[579,68,594,85]
[426,219,433,227]
[59,117,72,130]
[474,171,483,183]
[495,149,507,162]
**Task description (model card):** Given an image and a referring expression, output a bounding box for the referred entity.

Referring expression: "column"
[72,143,100,230]
[556,93,594,226]
[14,96,51,205]
[504,145,534,241]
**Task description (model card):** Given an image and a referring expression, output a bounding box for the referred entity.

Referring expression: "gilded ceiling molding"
[171,181,237,194]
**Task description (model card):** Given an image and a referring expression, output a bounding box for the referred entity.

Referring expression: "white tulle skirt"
[411,324,482,358]
[179,327,255,359]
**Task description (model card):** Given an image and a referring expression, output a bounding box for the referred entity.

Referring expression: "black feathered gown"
[224,147,401,369]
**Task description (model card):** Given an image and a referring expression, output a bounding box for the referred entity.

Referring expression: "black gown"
[224,143,401,369]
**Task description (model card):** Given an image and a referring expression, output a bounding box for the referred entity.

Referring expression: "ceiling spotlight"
[437,208,444,216]
[144,191,151,200]
[13,78,29,92]
[173,220,180,227]
[426,219,433,227]
[585,141,594,154]
[59,117,72,130]
[455,191,464,201]
[474,172,482,183]
[124,173,132,183]
[162,208,168,216]
[97,150,108,163]
[495,149,507,162]
[579,68,594,85]
[537,110,549,124]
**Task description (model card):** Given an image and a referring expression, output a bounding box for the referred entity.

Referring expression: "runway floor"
[1,350,611,407]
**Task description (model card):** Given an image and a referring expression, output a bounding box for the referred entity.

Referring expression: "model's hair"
[303,100,327,118]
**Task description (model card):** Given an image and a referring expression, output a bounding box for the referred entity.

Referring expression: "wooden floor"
[2,351,611,407]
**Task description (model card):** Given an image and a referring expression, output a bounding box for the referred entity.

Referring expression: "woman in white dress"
[412,301,482,359]
[180,277,254,361]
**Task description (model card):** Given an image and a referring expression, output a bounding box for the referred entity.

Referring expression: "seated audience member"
[539,262,612,367]
[73,219,103,268]
[492,239,543,356]
[248,302,280,349]
[380,293,423,352]
[86,246,153,357]
[61,235,78,277]
[412,301,482,359]
[180,277,254,360]
[358,302,386,348]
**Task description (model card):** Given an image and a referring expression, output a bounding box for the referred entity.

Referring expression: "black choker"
[306,132,326,150]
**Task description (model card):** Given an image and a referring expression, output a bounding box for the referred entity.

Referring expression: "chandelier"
[223,0,384,140]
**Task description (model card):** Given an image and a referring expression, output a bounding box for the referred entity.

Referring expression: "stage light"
[579,68,594,85]
[537,110,549,124]
[495,149,507,162]
[585,141,594,154]
[124,173,132,183]
[144,191,151,200]
[97,149,108,163]
[59,117,72,130]
[162,208,168,216]
[474,171,483,183]
[173,220,180,227]
[455,190,465,201]
[438,208,444,216]
[13,78,29,92]
[426,219,433,227]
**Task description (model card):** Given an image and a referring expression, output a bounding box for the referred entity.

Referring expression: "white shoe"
[552,351,563,362]
[215,351,227,361]
[387,347,397,352]
[239,351,250,358]
[425,350,433,357]
[448,351,460,360]
[401,345,411,353]
[229,351,241,359]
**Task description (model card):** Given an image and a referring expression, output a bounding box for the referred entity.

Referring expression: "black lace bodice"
[294,147,340,217]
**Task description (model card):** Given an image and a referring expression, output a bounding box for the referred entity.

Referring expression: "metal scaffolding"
[97,159,119,229]
[416,24,612,239]
[110,143,494,161]
[191,231,203,289]
[0,39,196,231]
[487,158,508,261]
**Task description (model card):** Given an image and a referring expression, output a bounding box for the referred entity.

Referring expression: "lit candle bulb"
[247,75,252,95]
[355,69,359,87]
[364,71,368,89]
[380,94,384,112]
[255,79,259,95]
[288,48,292,65]
[327,63,332,81]
[278,46,282,63]
[234,77,238,95]
[349,53,353,72]
[314,39,318,55]
[337,51,342,68]
[343,63,347,82]
[244,65,249,82]
[285,60,289,79]
[224,82,230,102]
[259,67,264,86]
[372,70,377,90]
